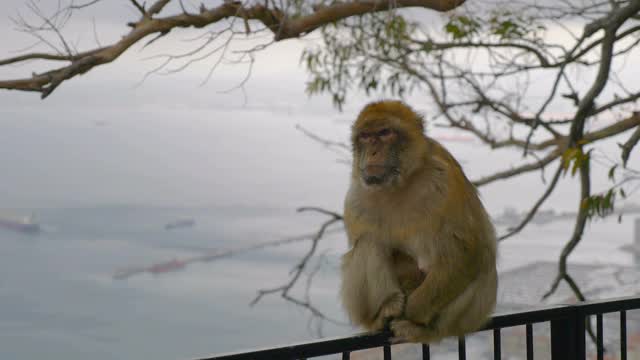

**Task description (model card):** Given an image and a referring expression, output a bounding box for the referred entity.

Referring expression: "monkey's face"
[352,101,427,189]
[354,126,403,187]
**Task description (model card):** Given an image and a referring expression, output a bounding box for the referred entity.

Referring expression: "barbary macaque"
[340,100,497,343]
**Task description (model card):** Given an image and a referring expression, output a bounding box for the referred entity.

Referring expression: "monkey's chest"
[347,203,435,268]
[363,207,431,236]
[365,213,433,255]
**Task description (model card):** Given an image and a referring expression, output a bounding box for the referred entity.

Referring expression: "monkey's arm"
[404,233,485,325]
[341,237,406,330]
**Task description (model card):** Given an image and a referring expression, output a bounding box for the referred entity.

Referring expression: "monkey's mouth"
[361,166,399,186]
[364,175,386,185]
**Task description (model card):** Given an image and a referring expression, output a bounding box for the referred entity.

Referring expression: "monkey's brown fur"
[341,100,497,343]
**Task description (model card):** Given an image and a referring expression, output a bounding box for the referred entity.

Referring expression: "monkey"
[340,100,497,344]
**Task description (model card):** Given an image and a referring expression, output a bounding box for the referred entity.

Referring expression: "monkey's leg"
[341,239,405,330]
[391,268,498,344]
[432,267,498,336]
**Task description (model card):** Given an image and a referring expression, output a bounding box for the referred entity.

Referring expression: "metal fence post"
[550,307,586,360]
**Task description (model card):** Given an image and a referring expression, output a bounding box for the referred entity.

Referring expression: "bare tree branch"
[295,125,350,152]
[620,122,640,167]
[498,163,563,241]
[541,0,637,302]
[583,113,640,144]
[0,52,83,65]
[112,226,345,280]
[69,0,104,10]
[147,0,172,18]
[250,207,344,324]
[472,149,562,187]
[0,0,465,98]
[543,158,591,300]
[471,104,640,187]
[129,0,146,15]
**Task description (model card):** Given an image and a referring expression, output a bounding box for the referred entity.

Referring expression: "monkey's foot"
[390,319,440,344]
[371,292,406,331]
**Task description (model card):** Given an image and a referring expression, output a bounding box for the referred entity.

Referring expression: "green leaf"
[561,147,579,173]
[445,23,462,38]
[444,15,480,40]
[571,154,581,176]
[608,165,617,180]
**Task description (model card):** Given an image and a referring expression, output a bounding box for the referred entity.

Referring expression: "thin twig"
[498,163,564,241]
[250,207,345,325]
[620,122,640,167]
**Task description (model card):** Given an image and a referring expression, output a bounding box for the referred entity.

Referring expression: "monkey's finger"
[389,336,407,344]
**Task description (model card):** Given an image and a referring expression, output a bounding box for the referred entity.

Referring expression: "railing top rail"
[200,295,640,360]
[486,295,640,327]
[576,295,640,315]
[483,303,571,329]
[197,331,392,360]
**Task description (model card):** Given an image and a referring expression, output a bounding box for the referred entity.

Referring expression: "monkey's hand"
[390,319,437,344]
[371,292,405,331]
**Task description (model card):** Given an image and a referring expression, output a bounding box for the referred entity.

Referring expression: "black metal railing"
[200,295,640,360]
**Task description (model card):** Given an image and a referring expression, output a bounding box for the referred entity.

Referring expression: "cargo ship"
[113,258,186,280]
[0,214,40,234]
[164,218,195,230]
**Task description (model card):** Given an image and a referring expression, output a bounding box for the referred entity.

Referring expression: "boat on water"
[113,258,188,280]
[0,214,40,234]
[164,218,195,230]
[148,259,186,274]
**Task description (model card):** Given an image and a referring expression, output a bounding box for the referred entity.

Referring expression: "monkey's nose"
[364,165,387,178]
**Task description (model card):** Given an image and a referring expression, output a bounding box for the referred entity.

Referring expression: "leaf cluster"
[561,147,591,177]
[582,189,617,220]
[302,12,420,109]
[303,7,549,108]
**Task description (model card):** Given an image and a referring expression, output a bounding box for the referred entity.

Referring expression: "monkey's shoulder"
[421,138,481,202]
[424,138,468,178]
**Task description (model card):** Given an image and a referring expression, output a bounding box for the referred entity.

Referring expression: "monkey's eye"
[358,133,371,141]
[377,128,393,137]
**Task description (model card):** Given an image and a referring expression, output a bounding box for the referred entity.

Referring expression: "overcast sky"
[0,0,636,213]
[0,0,351,210]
